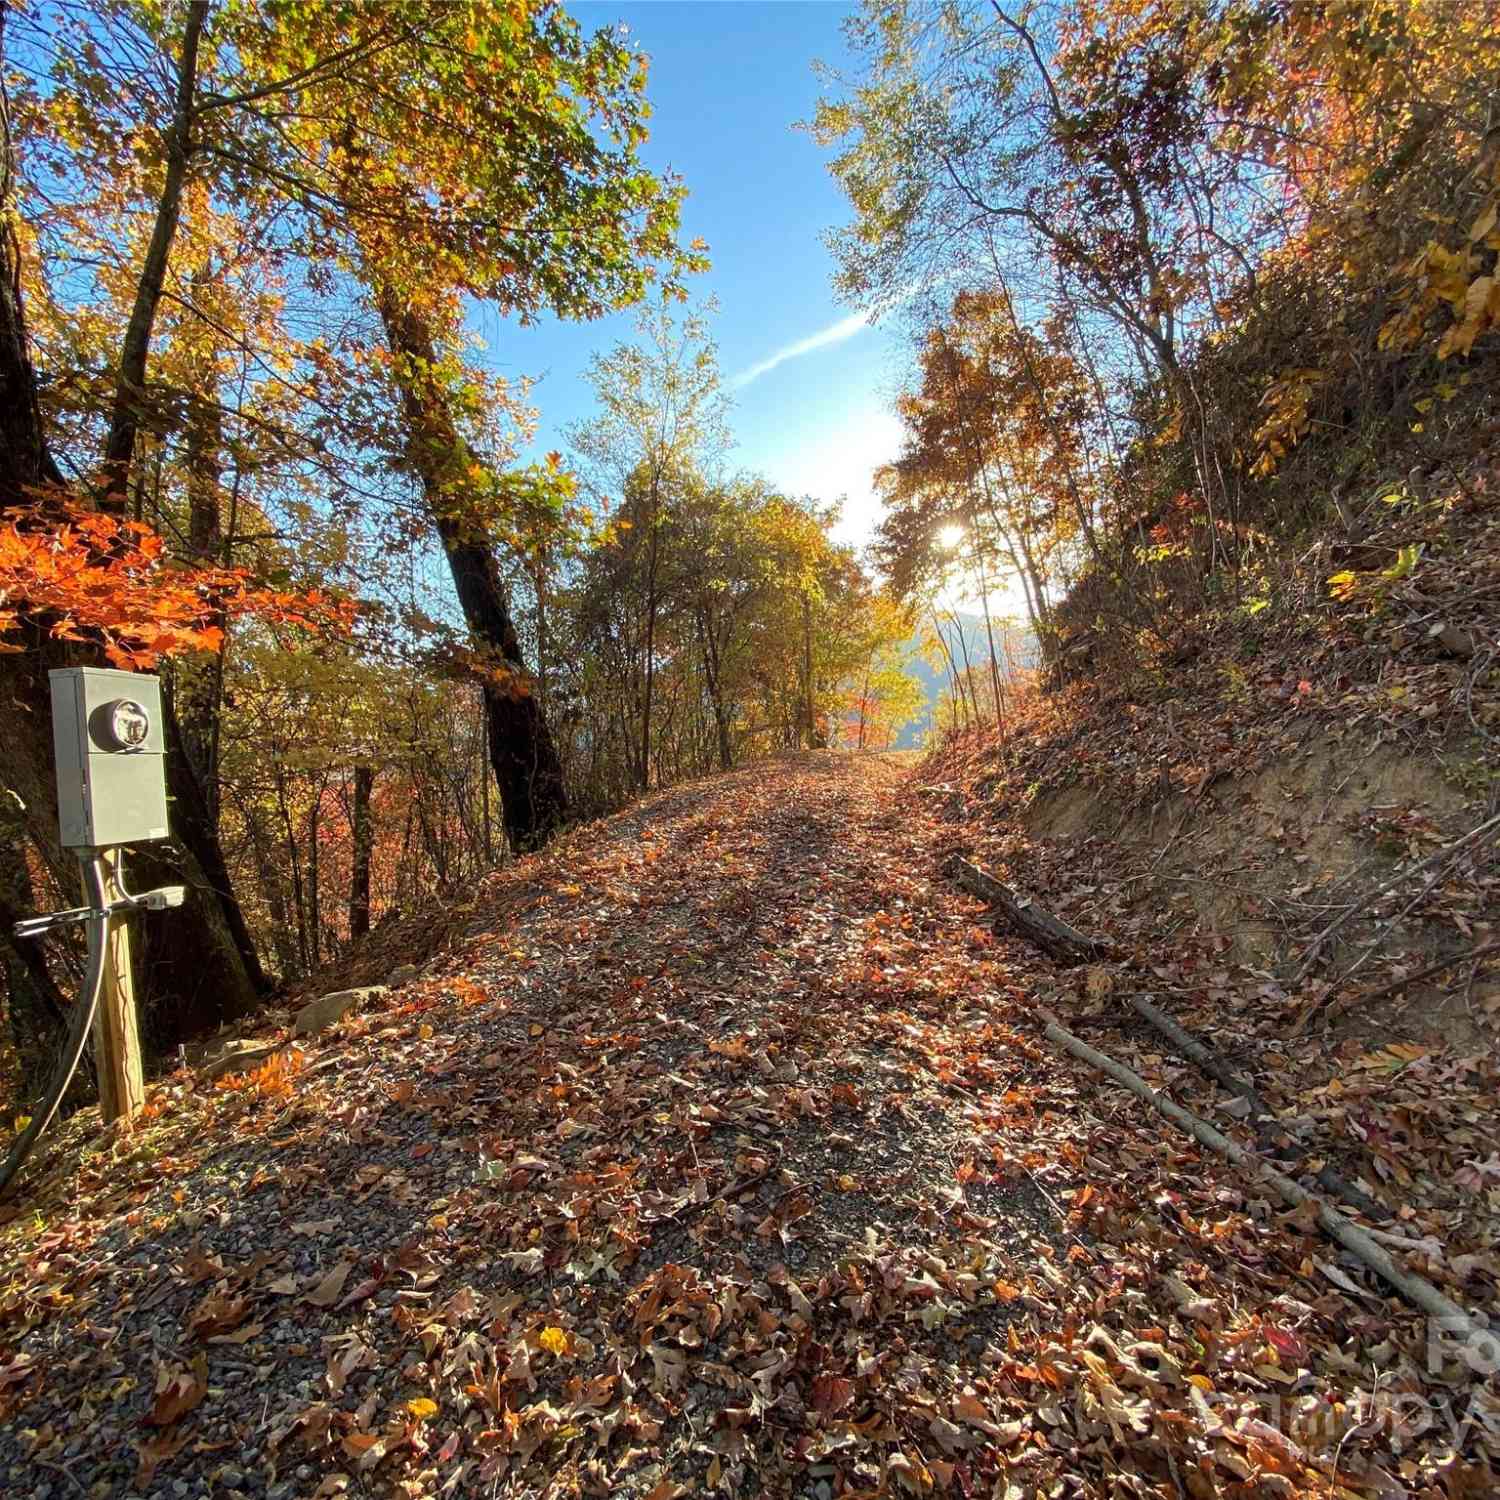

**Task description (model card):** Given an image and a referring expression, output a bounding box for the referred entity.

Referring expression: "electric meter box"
[49,668,170,848]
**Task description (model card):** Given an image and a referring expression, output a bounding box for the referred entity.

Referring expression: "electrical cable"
[0,854,111,1200]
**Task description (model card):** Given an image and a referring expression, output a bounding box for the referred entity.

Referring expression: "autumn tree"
[570,300,730,791]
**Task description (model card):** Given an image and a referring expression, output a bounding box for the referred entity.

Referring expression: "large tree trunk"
[0,799,96,1111]
[132,702,263,1047]
[1,7,85,1091]
[375,292,568,853]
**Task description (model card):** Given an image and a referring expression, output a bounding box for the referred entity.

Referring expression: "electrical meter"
[49,668,170,848]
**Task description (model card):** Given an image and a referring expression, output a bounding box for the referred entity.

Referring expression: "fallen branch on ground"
[1290,812,1500,985]
[1338,940,1500,1010]
[1128,994,1391,1223]
[948,856,1104,963]
[1038,1008,1487,1341]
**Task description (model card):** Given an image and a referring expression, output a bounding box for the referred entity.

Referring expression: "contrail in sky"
[731,310,872,390]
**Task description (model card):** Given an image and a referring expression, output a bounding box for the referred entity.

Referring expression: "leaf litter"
[0,751,1496,1498]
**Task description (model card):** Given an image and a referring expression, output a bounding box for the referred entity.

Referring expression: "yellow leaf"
[538,1325,569,1357]
[406,1397,438,1421]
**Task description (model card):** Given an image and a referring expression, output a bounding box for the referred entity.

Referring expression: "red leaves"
[0,503,354,668]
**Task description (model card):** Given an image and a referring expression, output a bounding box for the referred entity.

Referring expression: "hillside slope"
[1,753,1495,1497]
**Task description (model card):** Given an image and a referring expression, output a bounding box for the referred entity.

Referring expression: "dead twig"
[1290,812,1500,985]
[1324,848,1474,995]
[1341,940,1500,1009]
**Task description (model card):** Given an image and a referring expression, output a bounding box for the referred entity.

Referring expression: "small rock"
[198,1039,281,1082]
[1428,621,1474,659]
[293,985,388,1038]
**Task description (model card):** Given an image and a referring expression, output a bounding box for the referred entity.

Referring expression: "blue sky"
[482,0,909,551]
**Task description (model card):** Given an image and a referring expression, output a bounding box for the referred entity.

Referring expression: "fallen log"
[1130,994,1261,1110]
[948,856,1103,963]
[1039,1008,1487,1343]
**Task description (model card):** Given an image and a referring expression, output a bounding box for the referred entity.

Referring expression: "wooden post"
[93,849,144,1122]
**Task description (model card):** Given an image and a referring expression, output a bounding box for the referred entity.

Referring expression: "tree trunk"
[695,607,733,771]
[347,765,374,936]
[952,615,980,725]
[479,695,493,866]
[640,488,661,792]
[0,804,94,1111]
[1,2,61,495]
[236,795,300,980]
[132,702,263,1046]
[974,557,1006,735]
[802,594,817,748]
[375,292,568,852]
[177,389,225,811]
[100,0,208,509]
[307,791,321,968]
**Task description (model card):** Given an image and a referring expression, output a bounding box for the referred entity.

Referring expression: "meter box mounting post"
[49,667,170,848]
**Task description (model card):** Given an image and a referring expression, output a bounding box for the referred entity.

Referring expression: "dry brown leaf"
[144,1354,208,1428]
[303,1260,355,1308]
[187,1291,250,1340]
[136,1428,191,1485]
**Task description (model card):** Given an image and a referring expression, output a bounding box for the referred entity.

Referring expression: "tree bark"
[375,292,568,852]
[131,703,263,1046]
[100,0,208,509]
[801,594,817,748]
[695,607,733,770]
[349,765,373,940]
[948,855,1104,963]
[0,803,94,1111]
[177,389,225,811]
[640,483,662,791]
